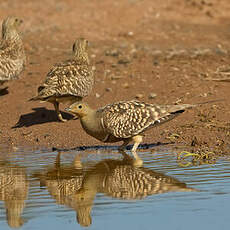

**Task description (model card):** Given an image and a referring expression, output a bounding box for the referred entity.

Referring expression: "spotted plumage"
[36,154,196,227]
[0,163,29,228]
[0,17,26,87]
[101,100,191,139]
[30,38,94,122]
[66,100,218,166]
[73,158,196,226]
[101,159,196,199]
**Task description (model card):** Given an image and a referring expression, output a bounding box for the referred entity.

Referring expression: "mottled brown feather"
[0,163,29,228]
[101,159,196,199]
[32,38,94,101]
[100,100,194,139]
[0,17,25,84]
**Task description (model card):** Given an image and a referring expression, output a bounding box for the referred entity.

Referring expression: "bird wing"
[0,40,10,57]
[0,40,25,81]
[0,56,24,81]
[101,100,192,138]
[37,59,94,99]
[103,164,193,199]
[0,39,23,59]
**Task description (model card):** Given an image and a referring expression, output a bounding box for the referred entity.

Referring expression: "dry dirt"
[1,0,230,154]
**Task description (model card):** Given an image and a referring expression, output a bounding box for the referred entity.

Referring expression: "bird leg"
[118,139,130,151]
[119,149,134,163]
[73,155,83,169]
[53,101,67,122]
[55,151,62,168]
[118,140,133,161]
[131,135,143,167]
[73,115,79,120]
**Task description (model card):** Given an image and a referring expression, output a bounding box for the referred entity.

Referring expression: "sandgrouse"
[30,38,94,122]
[0,16,26,88]
[66,100,214,166]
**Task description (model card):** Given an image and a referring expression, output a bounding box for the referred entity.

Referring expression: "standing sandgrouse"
[66,100,217,166]
[30,38,94,122]
[0,16,26,88]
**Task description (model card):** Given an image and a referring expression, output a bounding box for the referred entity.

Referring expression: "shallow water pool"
[0,146,230,230]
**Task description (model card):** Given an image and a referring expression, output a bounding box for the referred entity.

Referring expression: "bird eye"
[78,105,82,109]
[15,18,18,22]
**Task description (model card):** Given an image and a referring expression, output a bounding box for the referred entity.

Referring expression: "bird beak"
[65,107,71,112]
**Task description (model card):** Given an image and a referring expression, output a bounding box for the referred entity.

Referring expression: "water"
[0,146,230,230]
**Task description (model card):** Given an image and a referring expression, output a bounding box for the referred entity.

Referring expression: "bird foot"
[58,115,67,122]
[73,115,79,120]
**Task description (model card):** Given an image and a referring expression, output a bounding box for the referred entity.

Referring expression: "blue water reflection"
[0,146,230,230]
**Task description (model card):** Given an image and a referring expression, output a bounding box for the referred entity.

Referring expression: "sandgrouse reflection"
[38,153,196,227]
[0,162,29,228]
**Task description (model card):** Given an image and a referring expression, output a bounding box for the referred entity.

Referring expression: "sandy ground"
[1,0,230,154]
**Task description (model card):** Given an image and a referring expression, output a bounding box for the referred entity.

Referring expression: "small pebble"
[105,87,112,92]
[105,69,111,74]
[105,49,120,57]
[95,93,100,98]
[118,58,130,64]
[127,31,134,37]
[123,82,129,89]
[151,50,163,56]
[96,60,104,64]
[111,75,123,80]
[111,63,117,68]
[130,48,137,54]
[135,93,144,99]
[148,93,157,99]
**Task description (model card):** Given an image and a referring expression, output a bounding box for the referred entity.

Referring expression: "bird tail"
[194,99,224,106]
[29,86,46,101]
[28,96,40,101]
[167,99,224,114]
[206,78,230,82]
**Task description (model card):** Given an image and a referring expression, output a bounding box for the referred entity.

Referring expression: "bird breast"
[80,114,109,142]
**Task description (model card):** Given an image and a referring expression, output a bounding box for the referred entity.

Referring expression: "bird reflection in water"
[0,162,29,228]
[37,152,196,227]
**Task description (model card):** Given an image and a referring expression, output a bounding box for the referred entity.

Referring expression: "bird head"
[72,38,89,53]
[2,16,23,39]
[72,38,89,64]
[66,102,92,118]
